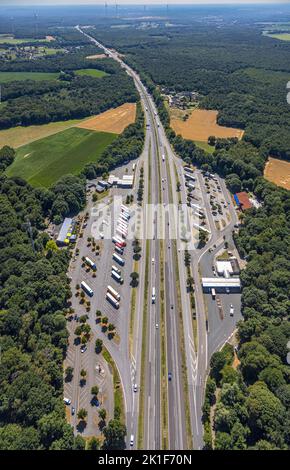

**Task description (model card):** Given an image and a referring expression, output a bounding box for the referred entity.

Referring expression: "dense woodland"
[92,24,290,161]
[0,47,137,129]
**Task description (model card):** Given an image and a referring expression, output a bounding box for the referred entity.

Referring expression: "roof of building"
[202,277,241,288]
[216,260,233,275]
[234,192,252,211]
[57,218,73,243]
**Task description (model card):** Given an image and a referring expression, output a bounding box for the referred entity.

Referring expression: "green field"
[75,68,108,78]
[194,140,214,153]
[0,71,59,83]
[266,33,290,41]
[0,35,49,45]
[6,127,117,187]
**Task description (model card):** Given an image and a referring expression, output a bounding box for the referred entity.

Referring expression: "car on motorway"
[155,323,159,329]
[133,384,138,392]
[130,435,134,447]
[168,372,172,381]
[152,258,155,264]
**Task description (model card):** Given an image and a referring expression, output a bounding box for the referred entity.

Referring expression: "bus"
[116,228,127,239]
[184,173,196,182]
[112,265,121,275]
[113,253,125,266]
[112,235,126,247]
[117,221,128,231]
[115,245,124,255]
[184,166,193,174]
[107,285,121,301]
[85,257,96,270]
[152,287,156,304]
[111,270,124,284]
[81,281,94,297]
[190,202,202,211]
[211,288,216,300]
[120,214,129,223]
[106,292,120,309]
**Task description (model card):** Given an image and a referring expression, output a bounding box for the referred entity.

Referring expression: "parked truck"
[84,257,96,270]
[81,281,94,297]
[107,285,121,301]
[111,270,124,284]
[106,292,120,309]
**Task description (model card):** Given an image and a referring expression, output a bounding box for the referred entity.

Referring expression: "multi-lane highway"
[75,25,242,450]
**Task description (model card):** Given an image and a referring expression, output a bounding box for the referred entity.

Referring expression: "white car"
[130,435,134,447]
[152,258,155,264]
[64,397,71,406]
[155,323,159,329]
[133,384,138,393]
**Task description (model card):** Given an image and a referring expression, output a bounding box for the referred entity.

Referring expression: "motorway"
[75,25,242,450]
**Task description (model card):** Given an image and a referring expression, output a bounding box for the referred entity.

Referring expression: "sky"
[0,0,287,5]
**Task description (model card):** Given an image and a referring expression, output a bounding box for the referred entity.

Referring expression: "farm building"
[234,192,252,211]
[56,218,75,247]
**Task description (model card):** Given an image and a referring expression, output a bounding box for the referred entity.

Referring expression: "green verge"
[137,238,150,449]
[159,239,169,449]
[102,346,125,425]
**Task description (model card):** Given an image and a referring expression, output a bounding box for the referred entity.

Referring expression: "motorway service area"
[61,27,244,451]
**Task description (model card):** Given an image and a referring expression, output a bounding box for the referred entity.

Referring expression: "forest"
[92,23,290,161]
[0,47,137,129]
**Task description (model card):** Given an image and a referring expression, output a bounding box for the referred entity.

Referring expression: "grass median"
[102,346,125,425]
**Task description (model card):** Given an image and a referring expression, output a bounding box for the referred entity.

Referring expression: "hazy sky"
[0,0,286,5]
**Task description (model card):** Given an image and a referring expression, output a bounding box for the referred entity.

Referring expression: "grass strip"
[137,238,150,448]
[159,239,169,449]
[102,346,125,425]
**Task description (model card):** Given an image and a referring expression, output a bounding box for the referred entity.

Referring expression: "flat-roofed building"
[56,218,74,247]
[202,277,241,293]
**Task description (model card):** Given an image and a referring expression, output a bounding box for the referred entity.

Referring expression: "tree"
[99,408,107,421]
[130,271,139,287]
[95,338,103,354]
[45,240,58,252]
[102,419,126,450]
[91,385,99,397]
[65,366,74,382]
[77,408,88,421]
[87,436,100,450]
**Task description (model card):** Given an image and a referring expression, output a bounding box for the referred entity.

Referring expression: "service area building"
[56,218,74,247]
[202,277,241,293]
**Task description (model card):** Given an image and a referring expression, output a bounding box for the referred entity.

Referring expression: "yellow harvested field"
[0,119,83,149]
[264,157,290,190]
[86,54,107,60]
[171,109,244,142]
[77,103,137,134]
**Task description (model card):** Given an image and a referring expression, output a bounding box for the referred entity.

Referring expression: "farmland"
[264,157,290,190]
[0,119,85,149]
[77,102,137,134]
[266,33,290,41]
[0,71,59,83]
[170,109,244,142]
[6,127,117,187]
[75,68,108,78]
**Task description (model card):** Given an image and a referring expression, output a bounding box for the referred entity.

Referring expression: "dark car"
[71,407,75,416]
[168,372,172,381]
